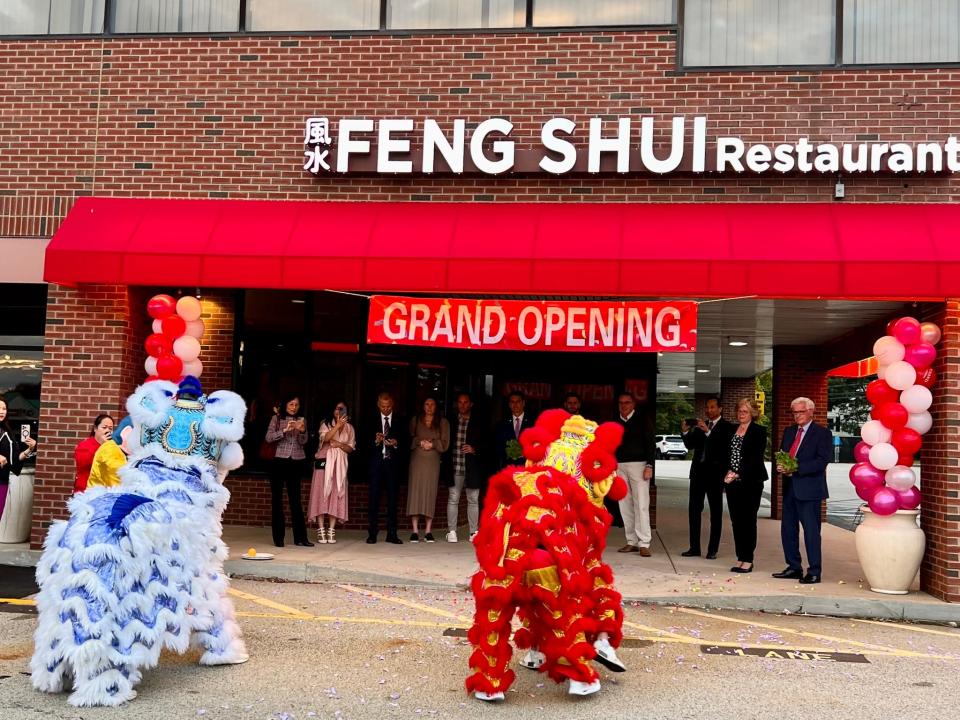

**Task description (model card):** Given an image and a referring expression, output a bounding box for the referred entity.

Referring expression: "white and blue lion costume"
[30,376,248,707]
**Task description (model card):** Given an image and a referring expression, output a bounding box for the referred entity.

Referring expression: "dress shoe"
[638,547,652,557]
[618,544,639,553]
[731,564,753,573]
[274,541,285,548]
[799,574,821,584]
[294,540,315,547]
[385,535,403,545]
[705,552,717,560]
[365,536,377,544]
[680,549,701,557]
[772,567,803,580]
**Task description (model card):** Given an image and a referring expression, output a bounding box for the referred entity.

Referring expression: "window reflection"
[534,0,674,27]
[387,0,526,29]
[844,0,960,64]
[246,0,379,31]
[110,0,239,33]
[0,0,104,35]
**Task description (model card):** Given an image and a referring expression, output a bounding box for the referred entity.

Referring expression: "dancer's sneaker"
[519,649,546,670]
[475,690,505,702]
[593,637,626,672]
[568,679,601,696]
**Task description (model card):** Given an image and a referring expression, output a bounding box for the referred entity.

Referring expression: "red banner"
[367,296,697,353]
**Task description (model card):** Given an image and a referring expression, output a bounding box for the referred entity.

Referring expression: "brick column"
[770,346,828,520]
[720,377,756,417]
[919,301,960,602]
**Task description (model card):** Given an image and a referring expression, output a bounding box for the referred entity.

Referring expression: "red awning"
[43,198,960,299]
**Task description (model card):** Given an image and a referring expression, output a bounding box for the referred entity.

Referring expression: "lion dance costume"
[466,409,628,701]
[30,376,248,707]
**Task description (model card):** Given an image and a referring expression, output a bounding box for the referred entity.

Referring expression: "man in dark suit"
[445,391,487,543]
[773,396,832,584]
[495,391,535,469]
[367,391,406,545]
[680,396,735,559]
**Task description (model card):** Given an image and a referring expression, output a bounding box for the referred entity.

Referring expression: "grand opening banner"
[367,296,697,353]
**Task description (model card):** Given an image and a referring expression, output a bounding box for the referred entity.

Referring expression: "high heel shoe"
[731,564,753,573]
[327,528,336,544]
[317,527,327,544]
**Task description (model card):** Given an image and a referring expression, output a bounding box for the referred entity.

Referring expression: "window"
[0,284,47,450]
[387,0,526,30]
[533,0,674,27]
[844,0,960,64]
[0,0,104,35]
[110,0,239,33]
[683,0,835,67]
[246,0,379,31]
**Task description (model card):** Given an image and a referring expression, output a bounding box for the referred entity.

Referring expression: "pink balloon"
[920,322,941,346]
[869,487,900,516]
[884,464,917,491]
[897,485,921,510]
[185,319,205,339]
[173,335,201,362]
[885,360,917,391]
[144,356,157,377]
[872,336,905,365]
[905,411,933,435]
[903,342,936,369]
[853,441,872,463]
[176,295,203,322]
[892,317,922,346]
[152,318,163,334]
[900,385,933,414]
[861,420,892,446]
[182,358,203,378]
[877,364,887,380]
[869,442,898,470]
[850,462,885,490]
[856,484,880,502]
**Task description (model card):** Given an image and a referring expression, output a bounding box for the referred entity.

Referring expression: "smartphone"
[20,424,30,442]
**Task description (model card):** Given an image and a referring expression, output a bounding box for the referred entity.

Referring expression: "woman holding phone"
[308,401,355,544]
[0,398,37,519]
[265,395,311,547]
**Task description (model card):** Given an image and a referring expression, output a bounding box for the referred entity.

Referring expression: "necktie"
[514,416,520,439]
[383,416,391,458]
[788,426,804,458]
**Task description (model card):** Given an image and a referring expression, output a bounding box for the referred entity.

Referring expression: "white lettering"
[430,304,454,343]
[947,137,960,171]
[917,143,943,173]
[842,143,868,172]
[716,138,745,172]
[544,307,565,347]
[540,118,578,174]
[336,118,374,172]
[409,304,430,342]
[377,118,413,173]
[471,118,515,174]
[692,116,707,172]
[796,138,814,172]
[628,307,652,347]
[382,302,406,340]
[457,304,481,345]
[772,144,795,173]
[888,143,913,173]
[813,144,839,173]
[588,117,631,173]
[483,306,507,344]
[745,144,772,172]
[518,307,543,346]
[655,307,681,347]
[640,116,685,174]
[869,143,890,172]
[423,119,465,174]
[589,307,615,348]
[566,307,586,347]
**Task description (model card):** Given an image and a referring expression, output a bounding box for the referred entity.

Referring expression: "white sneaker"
[469,531,478,542]
[474,690,505,702]
[446,531,458,543]
[593,638,626,672]
[520,649,546,670]
[568,679,601,696]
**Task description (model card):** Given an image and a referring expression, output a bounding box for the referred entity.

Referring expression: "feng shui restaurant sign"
[367,296,697,353]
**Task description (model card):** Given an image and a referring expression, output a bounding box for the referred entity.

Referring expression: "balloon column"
[850,317,940,516]
[144,294,205,382]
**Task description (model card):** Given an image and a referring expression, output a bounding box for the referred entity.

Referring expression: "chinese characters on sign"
[303,117,332,174]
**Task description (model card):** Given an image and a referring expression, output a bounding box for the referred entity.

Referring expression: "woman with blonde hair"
[724,398,768,574]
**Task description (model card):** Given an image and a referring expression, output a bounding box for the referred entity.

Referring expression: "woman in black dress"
[724,398,768,573]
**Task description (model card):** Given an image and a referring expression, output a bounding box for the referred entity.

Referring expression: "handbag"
[259,440,277,461]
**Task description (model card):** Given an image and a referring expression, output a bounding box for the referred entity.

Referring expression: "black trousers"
[368,455,400,538]
[688,473,724,555]
[725,480,763,563]
[781,483,823,575]
[270,457,308,545]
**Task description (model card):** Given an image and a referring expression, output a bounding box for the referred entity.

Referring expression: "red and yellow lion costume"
[466,409,627,699]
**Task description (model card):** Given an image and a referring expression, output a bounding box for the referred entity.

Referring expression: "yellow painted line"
[226,587,313,619]
[234,611,467,629]
[337,583,472,622]
[0,597,36,606]
[852,618,960,639]
[622,619,704,643]
[672,606,947,659]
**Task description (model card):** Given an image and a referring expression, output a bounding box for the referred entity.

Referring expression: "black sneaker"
[410,533,419,543]
[424,533,435,543]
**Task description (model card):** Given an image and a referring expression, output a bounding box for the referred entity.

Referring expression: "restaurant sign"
[367,296,697,353]
[303,115,960,176]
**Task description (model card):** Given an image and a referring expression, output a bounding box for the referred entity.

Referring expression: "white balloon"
[900,384,933,414]
[152,318,163,334]
[885,360,917,391]
[176,295,203,322]
[876,363,887,380]
[884,464,917,491]
[906,411,933,435]
[144,356,157,376]
[173,335,201,362]
[861,420,892,446]
[869,442,899,471]
[873,336,905,365]
[185,319,205,339]
[182,358,203,377]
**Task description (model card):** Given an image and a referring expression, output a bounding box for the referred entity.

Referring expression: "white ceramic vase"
[854,507,924,595]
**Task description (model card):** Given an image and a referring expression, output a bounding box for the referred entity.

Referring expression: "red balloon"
[892,317,921,346]
[144,333,172,357]
[915,367,937,389]
[897,453,915,467]
[161,314,187,339]
[865,379,900,406]
[870,402,908,430]
[156,354,183,381]
[885,319,898,336]
[856,484,880,502]
[897,486,921,510]
[891,427,922,457]
[853,441,872,463]
[903,342,936,369]
[144,374,161,383]
[147,294,176,320]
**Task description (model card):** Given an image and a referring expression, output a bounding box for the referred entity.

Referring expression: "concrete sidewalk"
[3,471,956,623]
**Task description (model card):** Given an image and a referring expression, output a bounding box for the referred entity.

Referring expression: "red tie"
[789,426,804,458]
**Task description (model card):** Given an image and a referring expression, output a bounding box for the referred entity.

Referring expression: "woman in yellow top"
[87,417,133,489]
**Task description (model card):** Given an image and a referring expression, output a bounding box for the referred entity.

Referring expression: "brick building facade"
[3,22,960,600]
